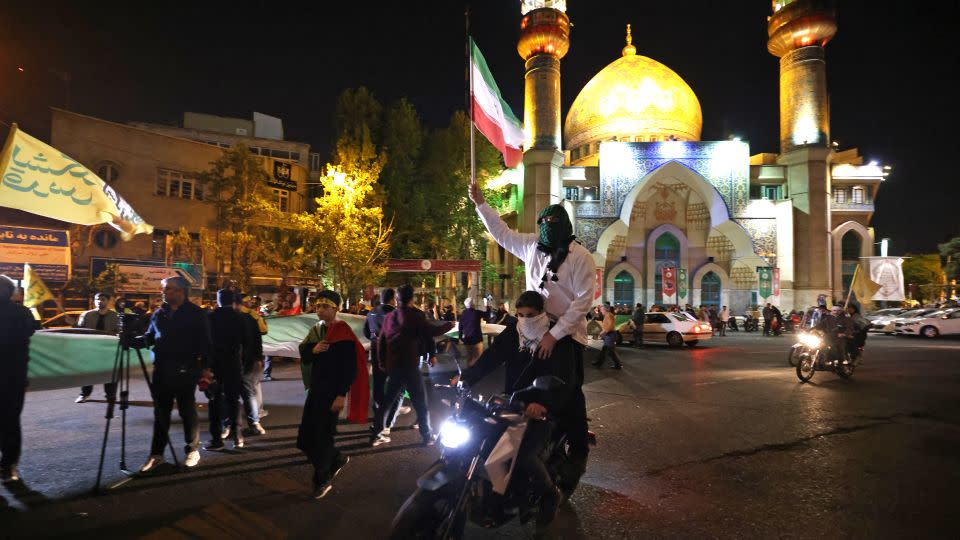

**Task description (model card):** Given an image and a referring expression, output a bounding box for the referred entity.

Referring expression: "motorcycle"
[794,329,863,382]
[388,376,584,540]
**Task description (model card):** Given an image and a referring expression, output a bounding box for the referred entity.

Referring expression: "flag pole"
[466,6,476,189]
[843,264,858,309]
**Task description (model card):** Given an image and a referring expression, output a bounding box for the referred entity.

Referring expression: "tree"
[68,263,129,301]
[381,99,428,258]
[939,237,960,282]
[199,145,275,290]
[257,226,306,286]
[299,165,392,302]
[903,253,946,304]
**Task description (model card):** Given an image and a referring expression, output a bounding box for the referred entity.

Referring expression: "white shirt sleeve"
[475,202,536,261]
[549,248,596,341]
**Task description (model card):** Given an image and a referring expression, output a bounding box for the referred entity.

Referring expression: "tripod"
[93,333,178,494]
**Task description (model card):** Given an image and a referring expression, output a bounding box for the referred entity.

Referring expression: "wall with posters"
[0,225,71,282]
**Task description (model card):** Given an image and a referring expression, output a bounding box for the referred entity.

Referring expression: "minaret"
[516,0,570,232]
[768,0,837,308]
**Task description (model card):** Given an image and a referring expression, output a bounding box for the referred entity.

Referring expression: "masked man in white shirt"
[469,180,594,498]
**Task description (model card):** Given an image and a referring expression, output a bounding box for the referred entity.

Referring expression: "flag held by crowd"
[22,262,54,308]
[0,124,153,240]
[470,38,524,168]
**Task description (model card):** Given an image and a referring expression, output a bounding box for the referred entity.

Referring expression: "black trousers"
[80,382,116,398]
[763,319,772,335]
[515,418,554,497]
[0,371,27,468]
[305,409,340,486]
[371,362,403,430]
[150,370,200,455]
[209,365,242,442]
[373,365,431,438]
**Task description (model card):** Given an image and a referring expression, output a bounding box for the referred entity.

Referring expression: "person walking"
[0,275,36,483]
[719,306,730,336]
[469,180,594,496]
[139,276,212,473]
[74,292,120,403]
[363,288,402,435]
[297,291,366,499]
[593,305,623,369]
[631,303,645,347]
[458,297,484,367]
[370,284,454,447]
[236,293,268,435]
[204,289,250,451]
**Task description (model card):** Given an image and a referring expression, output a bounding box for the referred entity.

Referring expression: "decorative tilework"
[735,218,778,267]
[576,217,619,252]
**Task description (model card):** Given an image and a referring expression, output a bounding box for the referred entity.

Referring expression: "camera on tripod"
[118,313,145,349]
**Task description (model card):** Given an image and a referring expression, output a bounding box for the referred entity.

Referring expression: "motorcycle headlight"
[438,420,471,449]
[798,333,822,348]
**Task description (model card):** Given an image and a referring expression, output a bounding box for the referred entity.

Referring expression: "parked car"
[616,311,713,347]
[40,310,84,329]
[894,308,960,338]
[866,308,906,322]
[872,308,938,334]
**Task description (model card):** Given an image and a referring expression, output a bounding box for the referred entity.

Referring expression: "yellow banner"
[23,262,55,308]
[850,264,881,305]
[0,124,153,239]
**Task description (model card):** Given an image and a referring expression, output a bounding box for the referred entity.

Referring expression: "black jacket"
[363,304,395,340]
[298,340,357,402]
[0,300,36,376]
[144,300,211,375]
[208,306,260,374]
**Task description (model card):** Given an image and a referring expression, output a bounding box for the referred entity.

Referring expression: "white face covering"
[517,312,551,351]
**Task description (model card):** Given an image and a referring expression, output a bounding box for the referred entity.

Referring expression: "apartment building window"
[564,186,580,201]
[310,152,322,171]
[834,189,847,204]
[851,186,865,204]
[761,185,782,200]
[97,162,120,184]
[272,188,289,212]
[156,169,203,200]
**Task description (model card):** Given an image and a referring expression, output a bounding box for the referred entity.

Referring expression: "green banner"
[678,268,688,300]
[758,267,773,299]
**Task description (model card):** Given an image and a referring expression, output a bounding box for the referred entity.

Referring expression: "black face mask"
[535,204,576,287]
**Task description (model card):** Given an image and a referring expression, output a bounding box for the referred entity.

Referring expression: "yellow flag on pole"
[0,124,153,239]
[848,264,882,307]
[23,262,55,308]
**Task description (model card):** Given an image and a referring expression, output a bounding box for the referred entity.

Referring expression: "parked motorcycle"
[794,329,863,382]
[388,376,583,540]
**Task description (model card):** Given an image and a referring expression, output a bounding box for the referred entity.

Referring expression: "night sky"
[1,1,956,253]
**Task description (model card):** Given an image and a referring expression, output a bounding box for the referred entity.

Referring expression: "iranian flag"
[470,38,524,168]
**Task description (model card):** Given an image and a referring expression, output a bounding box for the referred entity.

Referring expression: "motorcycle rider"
[453,291,574,533]
[842,304,870,361]
[814,305,845,362]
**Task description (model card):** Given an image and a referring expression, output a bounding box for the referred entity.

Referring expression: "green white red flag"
[470,38,524,168]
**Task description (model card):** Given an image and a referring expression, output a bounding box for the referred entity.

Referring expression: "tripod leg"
[93,341,124,494]
[134,349,179,466]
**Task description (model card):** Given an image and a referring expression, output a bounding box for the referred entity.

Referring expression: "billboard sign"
[0,225,71,281]
[91,257,204,293]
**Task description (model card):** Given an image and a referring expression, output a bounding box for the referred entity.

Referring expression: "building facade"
[488,0,886,313]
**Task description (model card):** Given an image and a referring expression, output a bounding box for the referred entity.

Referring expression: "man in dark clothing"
[459,297,484,367]
[139,276,212,473]
[204,289,254,451]
[75,292,120,403]
[0,275,36,483]
[631,303,645,347]
[762,303,773,336]
[371,284,454,446]
[771,305,784,336]
[363,288,400,431]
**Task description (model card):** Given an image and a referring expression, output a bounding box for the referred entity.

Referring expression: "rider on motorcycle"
[814,305,846,362]
[453,291,576,533]
[841,304,870,361]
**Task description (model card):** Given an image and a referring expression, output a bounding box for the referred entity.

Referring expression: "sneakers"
[262,375,273,382]
[221,426,231,439]
[370,434,391,447]
[139,455,165,473]
[422,434,436,447]
[313,483,333,499]
[0,466,20,483]
[234,434,245,449]
[259,409,270,418]
[382,427,391,436]
[250,422,266,435]
[184,450,201,468]
[612,363,623,370]
[74,394,88,404]
[397,405,412,416]
[204,440,226,452]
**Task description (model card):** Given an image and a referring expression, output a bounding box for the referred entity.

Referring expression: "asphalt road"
[2,332,959,539]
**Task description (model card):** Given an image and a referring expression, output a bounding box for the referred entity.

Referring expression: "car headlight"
[798,333,822,348]
[438,420,471,449]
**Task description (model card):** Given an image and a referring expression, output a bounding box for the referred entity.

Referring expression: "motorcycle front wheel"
[836,360,856,379]
[389,487,461,540]
[796,354,816,383]
[787,346,803,367]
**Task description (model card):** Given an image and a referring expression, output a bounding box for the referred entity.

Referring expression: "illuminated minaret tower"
[517,0,570,233]
[768,0,837,307]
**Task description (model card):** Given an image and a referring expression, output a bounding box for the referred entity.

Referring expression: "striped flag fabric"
[470,38,524,168]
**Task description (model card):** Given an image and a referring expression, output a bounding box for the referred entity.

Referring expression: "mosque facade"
[488,0,886,313]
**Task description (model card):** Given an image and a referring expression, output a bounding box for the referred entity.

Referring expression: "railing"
[831,200,874,211]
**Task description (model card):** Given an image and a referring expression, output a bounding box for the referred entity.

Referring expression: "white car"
[872,308,938,334]
[894,308,960,338]
[616,311,713,348]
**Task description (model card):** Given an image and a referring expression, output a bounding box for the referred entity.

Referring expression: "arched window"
[841,231,862,295]
[654,233,680,303]
[97,162,120,184]
[701,271,721,309]
[613,270,634,307]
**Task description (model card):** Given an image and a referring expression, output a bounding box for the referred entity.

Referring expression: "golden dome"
[564,28,703,164]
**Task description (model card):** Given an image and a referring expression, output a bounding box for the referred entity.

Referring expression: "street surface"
[3,332,959,539]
